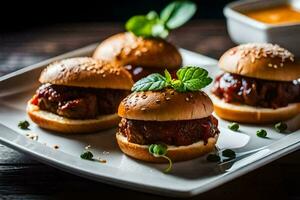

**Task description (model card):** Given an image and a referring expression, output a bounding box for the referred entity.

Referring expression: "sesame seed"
[268,63,273,67]
[87,66,94,71]
[229,50,235,55]
[238,43,294,65]
[141,107,146,111]
[185,97,190,101]
[166,97,171,101]
[135,51,142,56]
[155,99,161,104]
[141,47,148,52]
[123,47,131,55]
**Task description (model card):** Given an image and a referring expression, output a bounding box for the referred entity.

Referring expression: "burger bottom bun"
[27,102,120,133]
[116,133,218,163]
[211,94,300,124]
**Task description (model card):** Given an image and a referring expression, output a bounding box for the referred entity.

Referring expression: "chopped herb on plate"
[81,151,94,161]
[18,120,30,130]
[228,122,239,131]
[256,129,267,138]
[274,122,287,133]
[222,149,236,159]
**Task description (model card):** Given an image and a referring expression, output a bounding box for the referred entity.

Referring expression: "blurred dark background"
[1,0,234,31]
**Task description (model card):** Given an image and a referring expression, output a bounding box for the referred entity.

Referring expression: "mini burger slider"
[116,67,219,165]
[211,43,300,123]
[27,57,133,133]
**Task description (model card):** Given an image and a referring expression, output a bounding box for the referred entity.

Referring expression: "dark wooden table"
[0,20,300,200]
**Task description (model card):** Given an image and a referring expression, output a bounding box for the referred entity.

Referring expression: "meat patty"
[124,65,177,82]
[118,115,219,146]
[212,73,300,108]
[35,84,129,119]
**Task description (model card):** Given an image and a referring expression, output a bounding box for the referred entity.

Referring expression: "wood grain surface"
[0,21,299,200]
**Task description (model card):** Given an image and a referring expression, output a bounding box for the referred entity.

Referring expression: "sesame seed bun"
[116,133,217,163]
[27,100,120,133]
[118,89,214,121]
[39,57,133,89]
[92,32,182,69]
[211,94,300,123]
[219,43,300,81]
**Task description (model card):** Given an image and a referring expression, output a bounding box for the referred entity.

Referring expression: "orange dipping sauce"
[243,5,300,25]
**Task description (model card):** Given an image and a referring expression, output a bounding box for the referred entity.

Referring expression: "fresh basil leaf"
[171,79,186,92]
[160,1,177,23]
[125,1,196,38]
[164,69,172,83]
[132,73,167,91]
[126,11,167,38]
[184,77,212,91]
[176,67,212,91]
[125,15,158,37]
[146,11,159,20]
[161,1,197,29]
[131,66,212,92]
[176,67,188,81]
[152,23,169,38]
[177,66,208,81]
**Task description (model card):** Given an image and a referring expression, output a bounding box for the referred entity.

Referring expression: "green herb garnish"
[18,120,30,130]
[132,67,212,92]
[149,144,172,173]
[274,122,287,133]
[228,122,239,131]
[222,149,236,159]
[80,151,94,161]
[206,154,221,162]
[256,129,267,138]
[126,1,197,38]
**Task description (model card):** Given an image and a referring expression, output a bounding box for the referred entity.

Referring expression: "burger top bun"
[219,43,300,81]
[92,32,182,69]
[118,89,213,121]
[39,57,133,90]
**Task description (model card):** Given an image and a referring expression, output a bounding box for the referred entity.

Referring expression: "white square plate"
[0,44,300,197]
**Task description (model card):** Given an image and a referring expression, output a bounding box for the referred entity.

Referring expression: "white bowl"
[224,0,300,57]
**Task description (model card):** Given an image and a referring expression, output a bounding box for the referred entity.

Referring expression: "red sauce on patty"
[212,73,300,108]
